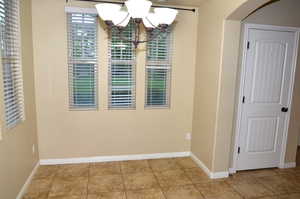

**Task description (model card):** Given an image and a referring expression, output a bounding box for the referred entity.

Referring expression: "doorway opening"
[230,0,300,173]
[232,24,299,171]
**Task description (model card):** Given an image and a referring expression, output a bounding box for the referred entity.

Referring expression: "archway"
[213,0,275,173]
[191,0,272,176]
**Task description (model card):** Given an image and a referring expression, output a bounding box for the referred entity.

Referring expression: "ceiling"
[151,0,208,7]
[70,0,207,9]
[95,0,208,7]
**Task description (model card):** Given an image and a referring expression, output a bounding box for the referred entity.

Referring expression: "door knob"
[281,107,289,112]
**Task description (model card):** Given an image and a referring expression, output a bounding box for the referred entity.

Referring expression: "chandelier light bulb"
[154,8,178,25]
[95,3,122,22]
[125,0,152,19]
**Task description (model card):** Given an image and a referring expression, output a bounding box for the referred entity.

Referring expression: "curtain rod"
[65,0,196,12]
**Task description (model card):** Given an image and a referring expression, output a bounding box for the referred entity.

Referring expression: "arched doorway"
[221,0,300,173]
[192,0,278,176]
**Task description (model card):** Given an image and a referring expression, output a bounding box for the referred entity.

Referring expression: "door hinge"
[242,96,245,103]
[238,147,241,154]
[247,41,250,50]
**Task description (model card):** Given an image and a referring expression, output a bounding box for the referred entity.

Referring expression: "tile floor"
[297,147,300,167]
[23,157,300,199]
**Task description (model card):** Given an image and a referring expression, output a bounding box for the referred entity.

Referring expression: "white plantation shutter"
[67,12,98,110]
[108,22,136,109]
[146,29,172,107]
[0,0,25,128]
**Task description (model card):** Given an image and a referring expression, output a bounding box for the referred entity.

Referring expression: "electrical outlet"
[32,144,35,154]
[185,133,191,140]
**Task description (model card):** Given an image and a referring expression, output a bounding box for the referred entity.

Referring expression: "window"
[108,22,136,109]
[0,0,25,128]
[146,29,172,108]
[67,12,98,110]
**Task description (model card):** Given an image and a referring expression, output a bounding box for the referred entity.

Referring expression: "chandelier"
[95,0,178,48]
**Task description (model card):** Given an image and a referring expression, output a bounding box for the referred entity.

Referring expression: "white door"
[237,26,298,170]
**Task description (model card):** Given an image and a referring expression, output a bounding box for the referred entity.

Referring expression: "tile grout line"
[251,175,281,198]
[47,165,59,199]
[180,158,248,199]
[179,163,207,199]
[228,175,279,199]
[86,163,91,199]
[119,161,129,199]
[147,159,168,199]
[222,180,245,199]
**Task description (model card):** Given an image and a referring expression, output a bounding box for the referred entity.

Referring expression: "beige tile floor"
[297,147,300,167]
[23,157,300,199]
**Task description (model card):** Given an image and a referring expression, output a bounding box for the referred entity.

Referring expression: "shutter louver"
[146,29,172,108]
[108,22,136,109]
[0,0,25,128]
[67,12,98,110]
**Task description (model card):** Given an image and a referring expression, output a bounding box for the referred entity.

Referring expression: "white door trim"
[231,23,300,173]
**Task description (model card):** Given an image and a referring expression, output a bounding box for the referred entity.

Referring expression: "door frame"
[231,23,300,173]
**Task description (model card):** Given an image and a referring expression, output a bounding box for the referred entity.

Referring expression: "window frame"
[108,22,136,110]
[67,11,99,110]
[0,0,25,130]
[145,29,173,109]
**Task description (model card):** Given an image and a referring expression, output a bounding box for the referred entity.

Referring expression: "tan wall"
[191,0,270,172]
[31,0,198,159]
[243,0,300,164]
[0,0,39,198]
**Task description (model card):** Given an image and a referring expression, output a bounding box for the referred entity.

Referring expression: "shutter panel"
[146,29,172,108]
[67,12,98,110]
[0,0,25,128]
[108,22,136,109]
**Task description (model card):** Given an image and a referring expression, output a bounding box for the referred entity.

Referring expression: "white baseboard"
[279,162,296,169]
[191,152,229,179]
[190,153,211,176]
[40,152,230,179]
[229,168,236,174]
[16,161,40,199]
[230,162,296,173]
[40,152,190,165]
[211,171,229,179]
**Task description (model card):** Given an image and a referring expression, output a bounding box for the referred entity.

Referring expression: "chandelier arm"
[115,27,164,44]
[115,13,130,26]
[113,21,142,48]
[137,29,164,43]
[111,19,168,48]
[145,17,159,29]
[114,27,135,43]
